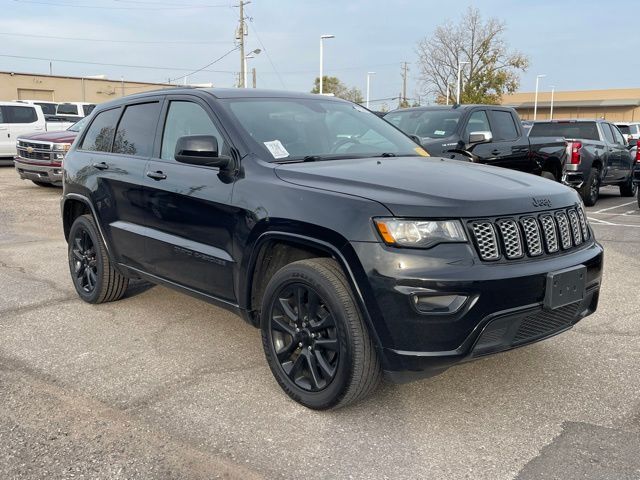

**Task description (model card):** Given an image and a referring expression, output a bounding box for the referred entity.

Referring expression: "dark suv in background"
[61,89,603,409]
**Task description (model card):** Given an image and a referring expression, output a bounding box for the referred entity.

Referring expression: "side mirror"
[468,131,493,145]
[175,135,231,169]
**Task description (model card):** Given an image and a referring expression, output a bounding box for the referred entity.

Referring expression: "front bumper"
[351,239,604,381]
[14,158,63,186]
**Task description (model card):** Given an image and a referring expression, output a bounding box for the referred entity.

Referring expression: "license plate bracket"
[544,265,587,310]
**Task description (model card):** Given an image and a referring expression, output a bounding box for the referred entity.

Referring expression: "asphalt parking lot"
[1,166,639,480]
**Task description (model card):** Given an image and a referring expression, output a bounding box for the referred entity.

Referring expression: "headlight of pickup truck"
[52,143,71,152]
[374,218,467,248]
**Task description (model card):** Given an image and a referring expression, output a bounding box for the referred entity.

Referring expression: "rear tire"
[579,168,600,206]
[619,175,637,197]
[68,214,129,304]
[541,171,556,181]
[260,258,381,410]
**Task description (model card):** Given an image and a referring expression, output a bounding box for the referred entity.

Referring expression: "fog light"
[412,294,467,314]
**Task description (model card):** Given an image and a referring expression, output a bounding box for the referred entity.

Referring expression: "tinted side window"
[80,108,121,152]
[57,104,78,115]
[600,123,615,143]
[465,110,491,137]
[610,124,625,145]
[83,104,96,116]
[4,106,37,123]
[490,110,519,141]
[113,102,160,157]
[36,103,57,115]
[161,101,225,161]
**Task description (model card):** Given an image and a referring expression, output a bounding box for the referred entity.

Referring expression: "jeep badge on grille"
[532,197,552,208]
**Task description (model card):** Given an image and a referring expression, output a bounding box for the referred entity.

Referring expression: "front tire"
[619,175,637,197]
[260,258,381,410]
[68,214,129,304]
[580,168,600,206]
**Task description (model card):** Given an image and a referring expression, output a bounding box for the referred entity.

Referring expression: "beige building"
[0,71,179,104]
[502,88,640,122]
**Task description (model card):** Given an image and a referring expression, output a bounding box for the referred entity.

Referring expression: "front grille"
[16,140,53,162]
[512,303,580,344]
[469,206,590,262]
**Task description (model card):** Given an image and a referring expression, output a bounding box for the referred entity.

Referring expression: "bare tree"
[416,7,529,104]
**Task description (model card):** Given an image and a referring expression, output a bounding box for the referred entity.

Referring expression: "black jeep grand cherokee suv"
[61,88,603,409]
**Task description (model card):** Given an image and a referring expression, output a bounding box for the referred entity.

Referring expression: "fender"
[243,230,386,352]
[61,192,110,254]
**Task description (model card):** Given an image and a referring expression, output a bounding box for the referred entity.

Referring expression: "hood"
[18,130,77,143]
[274,156,580,218]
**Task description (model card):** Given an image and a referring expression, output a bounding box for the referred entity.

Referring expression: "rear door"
[77,101,161,269]
[0,107,12,157]
[600,123,623,182]
[611,123,633,179]
[142,95,237,302]
[5,105,45,144]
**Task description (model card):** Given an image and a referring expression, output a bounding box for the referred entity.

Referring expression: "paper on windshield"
[263,140,290,159]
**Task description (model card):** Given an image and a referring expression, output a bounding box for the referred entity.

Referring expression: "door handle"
[146,170,167,180]
[92,162,109,170]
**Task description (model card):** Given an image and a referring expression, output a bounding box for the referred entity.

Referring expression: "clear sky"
[2,0,638,109]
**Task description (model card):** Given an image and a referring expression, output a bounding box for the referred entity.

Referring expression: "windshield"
[57,104,78,115]
[529,122,600,141]
[36,102,57,115]
[68,116,90,132]
[384,109,462,139]
[222,97,422,161]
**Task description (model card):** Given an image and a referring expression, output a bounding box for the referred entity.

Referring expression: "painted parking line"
[592,201,637,214]
[588,217,640,228]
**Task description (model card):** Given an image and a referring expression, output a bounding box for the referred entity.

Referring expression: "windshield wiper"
[379,152,396,157]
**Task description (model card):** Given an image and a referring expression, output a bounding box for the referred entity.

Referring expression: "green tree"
[416,7,529,105]
[311,76,364,103]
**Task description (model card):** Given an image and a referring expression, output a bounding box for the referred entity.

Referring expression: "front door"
[142,97,237,302]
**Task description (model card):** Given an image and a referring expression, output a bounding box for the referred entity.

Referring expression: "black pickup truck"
[384,105,567,181]
[529,120,637,206]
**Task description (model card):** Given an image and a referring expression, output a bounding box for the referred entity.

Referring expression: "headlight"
[52,143,71,152]
[374,218,467,248]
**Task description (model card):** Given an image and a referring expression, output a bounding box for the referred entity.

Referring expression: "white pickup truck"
[0,101,47,163]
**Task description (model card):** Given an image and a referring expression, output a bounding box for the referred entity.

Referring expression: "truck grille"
[16,140,54,162]
[469,206,590,262]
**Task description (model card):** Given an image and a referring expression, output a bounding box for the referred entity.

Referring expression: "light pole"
[243,48,261,88]
[456,61,469,104]
[445,84,450,105]
[534,74,546,120]
[319,34,335,94]
[549,85,555,120]
[366,71,376,109]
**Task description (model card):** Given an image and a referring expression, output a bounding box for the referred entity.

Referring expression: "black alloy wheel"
[71,227,98,294]
[268,283,339,392]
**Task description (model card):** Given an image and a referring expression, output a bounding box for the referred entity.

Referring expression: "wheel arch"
[61,194,110,255]
[542,157,562,180]
[242,230,385,352]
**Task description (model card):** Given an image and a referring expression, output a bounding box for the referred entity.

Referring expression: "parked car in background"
[0,101,46,164]
[384,105,568,181]
[56,102,96,121]
[14,116,88,187]
[15,99,58,116]
[61,88,603,409]
[529,120,636,206]
[615,122,640,146]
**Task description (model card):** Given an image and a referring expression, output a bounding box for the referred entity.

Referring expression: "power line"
[166,45,239,84]
[0,31,234,45]
[0,53,237,74]
[245,9,286,89]
[12,0,233,9]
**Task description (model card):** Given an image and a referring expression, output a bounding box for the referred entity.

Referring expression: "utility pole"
[252,67,256,88]
[236,1,250,88]
[400,62,409,106]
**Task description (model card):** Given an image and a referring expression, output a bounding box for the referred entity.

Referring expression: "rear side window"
[57,104,78,115]
[80,108,121,152]
[490,110,519,141]
[3,106,37,123]
[83,104,96,116]
[161,101,225,160]
[36,103,57,115]
[529,122,600,141]
[600,123,615,143]
[112,102,160,157]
